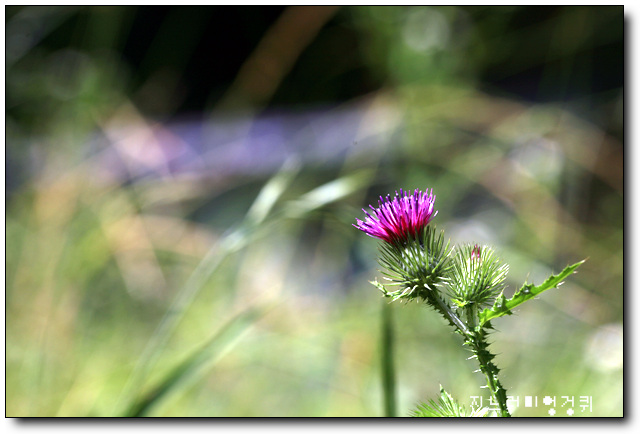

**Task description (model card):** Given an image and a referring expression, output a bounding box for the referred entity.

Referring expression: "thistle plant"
[355,188,584,417]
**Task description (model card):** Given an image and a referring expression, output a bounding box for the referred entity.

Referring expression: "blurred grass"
[125,306,266,417]
[6,6,623,417]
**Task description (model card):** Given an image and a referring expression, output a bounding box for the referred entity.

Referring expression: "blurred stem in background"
[381,300,397,417]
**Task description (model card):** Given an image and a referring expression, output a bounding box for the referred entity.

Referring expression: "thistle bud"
[448,244,508,308]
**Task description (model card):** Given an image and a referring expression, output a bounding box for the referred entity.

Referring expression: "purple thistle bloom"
[354,189,437,243]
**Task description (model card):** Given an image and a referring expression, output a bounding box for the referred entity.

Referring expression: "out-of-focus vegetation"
[6,6,623,417]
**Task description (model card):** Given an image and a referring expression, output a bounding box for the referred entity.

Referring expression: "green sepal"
[411,386,489,417]
[376,225,452,303]
[478,259,585,327]
[370,279,388,296]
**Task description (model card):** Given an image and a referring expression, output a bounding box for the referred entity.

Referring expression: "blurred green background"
[6,6,623,417]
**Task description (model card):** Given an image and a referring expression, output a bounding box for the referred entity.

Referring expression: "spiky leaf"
[478,260,585,327]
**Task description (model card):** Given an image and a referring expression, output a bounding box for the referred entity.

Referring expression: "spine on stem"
[466,328,510,417]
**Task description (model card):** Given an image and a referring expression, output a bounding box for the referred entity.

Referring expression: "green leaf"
[478,259,585,327]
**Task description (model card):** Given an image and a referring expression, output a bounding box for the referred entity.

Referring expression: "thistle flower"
[356,189,450,304]
[354,189,437,244]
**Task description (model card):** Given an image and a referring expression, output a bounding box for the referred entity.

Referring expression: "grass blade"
[124,307,264,417]
[115,161,300,413]
[282,169,374,218]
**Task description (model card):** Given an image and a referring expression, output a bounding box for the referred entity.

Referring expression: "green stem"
[425,286,469,335]
[466,330,510,417]
[465,305,476,330]
[430,297,508,416]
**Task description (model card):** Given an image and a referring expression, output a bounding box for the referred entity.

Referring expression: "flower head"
[354,189,437,244]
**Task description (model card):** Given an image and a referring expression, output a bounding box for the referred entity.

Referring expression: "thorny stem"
[466,330,511,417]
[428,287,510,417]
[424,285,469,335]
